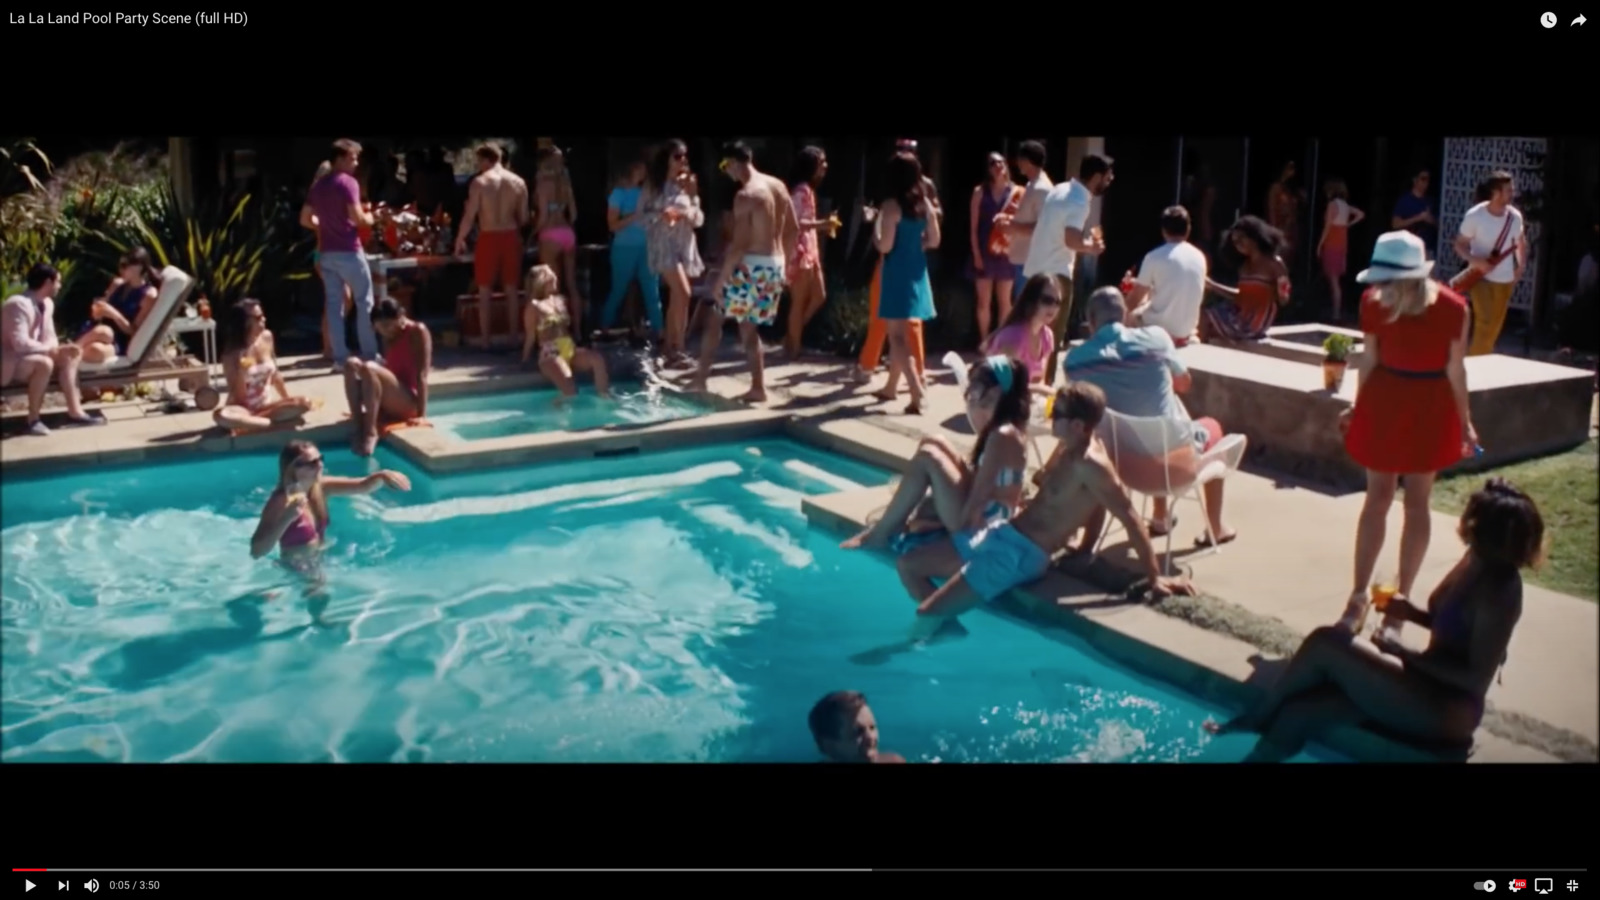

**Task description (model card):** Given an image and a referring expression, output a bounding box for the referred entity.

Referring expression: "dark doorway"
[1179,138,1246,269]
[1102,137,1182,290]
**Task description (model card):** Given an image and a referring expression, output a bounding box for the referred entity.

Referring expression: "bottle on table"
[197,296,211,320]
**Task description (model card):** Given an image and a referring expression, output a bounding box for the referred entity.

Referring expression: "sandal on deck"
[1147,516,1177,537]
[1194,531,1238,548]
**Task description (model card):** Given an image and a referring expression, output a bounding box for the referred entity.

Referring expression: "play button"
[25,881,35,893]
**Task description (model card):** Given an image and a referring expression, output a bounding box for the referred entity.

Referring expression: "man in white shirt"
[1452,170,1526,356]
[1126,206,1208,345]
[1021,153,1114,384]
[2,263,102,436]
[998,140,1053,301]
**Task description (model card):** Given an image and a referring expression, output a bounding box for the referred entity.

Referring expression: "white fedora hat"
[1356,230,1434,284]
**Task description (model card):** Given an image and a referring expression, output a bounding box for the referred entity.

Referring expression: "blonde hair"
[314,161,332,180]
[1371,277,1439,324]
[526,264,559,300]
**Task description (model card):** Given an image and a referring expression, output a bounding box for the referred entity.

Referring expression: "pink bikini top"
[279,505,326,549]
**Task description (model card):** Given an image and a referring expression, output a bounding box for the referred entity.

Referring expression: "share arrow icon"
[1574,14,1588,24]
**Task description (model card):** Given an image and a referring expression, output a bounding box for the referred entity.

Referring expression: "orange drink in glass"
[1370,575,1398,613]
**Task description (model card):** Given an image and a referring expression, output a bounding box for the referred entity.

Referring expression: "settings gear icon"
[1512,880,1525,892]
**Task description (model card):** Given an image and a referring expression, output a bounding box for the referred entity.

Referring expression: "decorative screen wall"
[1437,137,1547,313]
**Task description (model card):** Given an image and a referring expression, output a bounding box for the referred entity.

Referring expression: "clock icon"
[1540,11,1557,26]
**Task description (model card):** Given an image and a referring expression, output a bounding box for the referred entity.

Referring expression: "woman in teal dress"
[871,151,942,415]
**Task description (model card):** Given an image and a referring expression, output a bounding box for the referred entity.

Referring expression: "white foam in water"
[780,460,866,493]
[380,461,742,524]
[686,504,813,569]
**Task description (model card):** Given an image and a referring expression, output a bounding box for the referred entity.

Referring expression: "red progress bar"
[12,869,48,872]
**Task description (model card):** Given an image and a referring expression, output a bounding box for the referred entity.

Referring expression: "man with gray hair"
[1062,286,1236,548]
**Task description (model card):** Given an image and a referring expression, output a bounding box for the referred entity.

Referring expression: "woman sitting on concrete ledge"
[1205,477,1541,762]
[1199,215,1290,345]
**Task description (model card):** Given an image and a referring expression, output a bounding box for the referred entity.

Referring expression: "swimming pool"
[1,439,1327,762]
[427,384,710,442]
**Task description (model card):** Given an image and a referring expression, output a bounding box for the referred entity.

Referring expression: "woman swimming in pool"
[532,146,583,336]
[249,440,411,569]
[840,355,1031,551]
[521,264,611,400]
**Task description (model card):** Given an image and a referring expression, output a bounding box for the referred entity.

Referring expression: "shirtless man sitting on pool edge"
[895,381,1196,641]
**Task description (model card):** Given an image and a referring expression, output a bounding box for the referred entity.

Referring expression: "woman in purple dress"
[967,152,1022,345]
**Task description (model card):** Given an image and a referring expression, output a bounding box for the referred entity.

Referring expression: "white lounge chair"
[1092,408,1248,574]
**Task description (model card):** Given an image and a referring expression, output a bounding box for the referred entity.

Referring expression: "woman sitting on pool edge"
[841,355,1030,553]
[250,440,411,568]
[344,297,431,456]
[214,299,319,434]
[521,264,611,400]
[1205,477,1541,762]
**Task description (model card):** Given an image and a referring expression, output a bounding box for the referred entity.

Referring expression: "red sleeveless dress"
[1344,284,1469,474]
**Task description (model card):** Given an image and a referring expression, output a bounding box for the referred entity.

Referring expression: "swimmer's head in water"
[1049,380,1107,447]
[526,265,559,301]
[808,690,880,763]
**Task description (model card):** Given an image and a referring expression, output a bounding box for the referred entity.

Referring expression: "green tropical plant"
[92,179,313,310]
[1322,332,1355,362]
[813,277,871,357]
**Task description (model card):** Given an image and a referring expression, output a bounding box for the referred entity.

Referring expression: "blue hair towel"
[985,355,1015,394]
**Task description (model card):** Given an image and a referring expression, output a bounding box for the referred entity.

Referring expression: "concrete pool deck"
[3,343,1593,762]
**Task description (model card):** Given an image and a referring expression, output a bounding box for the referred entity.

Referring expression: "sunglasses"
[673,151,688,161]
[1040,296,1063,307]
[293,455,323,469]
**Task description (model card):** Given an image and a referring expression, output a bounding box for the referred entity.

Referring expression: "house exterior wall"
[1436,137,1549,313]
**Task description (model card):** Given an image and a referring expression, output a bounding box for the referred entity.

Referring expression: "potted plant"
[1322,333,1355,391]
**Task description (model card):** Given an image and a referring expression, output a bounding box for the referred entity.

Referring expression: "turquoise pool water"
[1,439,1328,762]
[427,384,709,441]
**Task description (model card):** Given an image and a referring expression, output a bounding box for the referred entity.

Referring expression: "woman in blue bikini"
[840,356,1031,552]
[1205,478,1540,762]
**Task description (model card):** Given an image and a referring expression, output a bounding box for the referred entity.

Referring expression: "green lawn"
[1431,439,1599,601]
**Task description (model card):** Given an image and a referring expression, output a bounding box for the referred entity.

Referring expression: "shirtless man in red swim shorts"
[456,143,529,349]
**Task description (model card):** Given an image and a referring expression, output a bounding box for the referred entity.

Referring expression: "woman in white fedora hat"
[1336,230,1478,632]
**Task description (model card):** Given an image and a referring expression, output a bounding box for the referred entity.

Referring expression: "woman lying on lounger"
[1205,477,1539,762]
[521,264,611,400]
[214,299,318,433]
[841,355,1031,552]
[75,248,161,365]
[250,440,411,573]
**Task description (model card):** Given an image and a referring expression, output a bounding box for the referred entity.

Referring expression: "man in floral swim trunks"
[696,140,799,402]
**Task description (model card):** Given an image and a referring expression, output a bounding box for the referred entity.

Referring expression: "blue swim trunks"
[953,520,1052,601]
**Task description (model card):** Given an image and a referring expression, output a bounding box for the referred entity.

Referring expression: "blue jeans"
[600,242,663,333]
[319,250,377,363]
[1010,263,1027,300]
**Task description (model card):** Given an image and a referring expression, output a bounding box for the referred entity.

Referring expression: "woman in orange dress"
[1316,178,1365,322]
[1201,215,1290,343]
[1336,230,1478,631]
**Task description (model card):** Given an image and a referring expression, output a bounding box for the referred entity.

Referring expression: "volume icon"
[84,880,99,893]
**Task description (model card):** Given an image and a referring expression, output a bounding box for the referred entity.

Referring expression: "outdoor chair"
[1092,408,1248,575]
[2,267,210,410]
